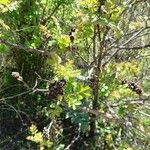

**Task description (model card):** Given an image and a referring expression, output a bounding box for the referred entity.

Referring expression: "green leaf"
[98,17,109,26]
[49,105,63,118]
[0,44,9,53]
[118,106,126,117]
[113,27,123,39]
[143,119,150,126]
[57,35,70,50]
[100,84,110,97]
[46,52,62,66]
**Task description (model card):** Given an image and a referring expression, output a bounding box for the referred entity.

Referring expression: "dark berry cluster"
[89,78,97,89]
[121,79,142,95]
[46,79,66,100]
[69,27,76,43]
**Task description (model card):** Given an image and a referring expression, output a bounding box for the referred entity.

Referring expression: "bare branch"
[0,38,47,54]
[114,44,150,50]
[119,28,145,48]
[0,102,24,125]
[44,3,62,26]
[102,27,145,67]
[65,124,81,150]
[0,90,32,101]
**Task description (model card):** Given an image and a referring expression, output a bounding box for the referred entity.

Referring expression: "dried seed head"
[11,72,23,81]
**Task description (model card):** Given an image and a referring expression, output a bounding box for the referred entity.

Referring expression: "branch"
[0,72,49,101]
[43,119,54,139]
[70,46,88,64]
[64,124,81,150]
[44,3,62,25]
[0,38,47,54]
[114,44,150,50]
[107,27,149,51]
[0,90,32,101]
[102,27,145,67]
[92,25,97,61]
[0,88,49,102]
[119,27,145,48]
[0,102,24,125]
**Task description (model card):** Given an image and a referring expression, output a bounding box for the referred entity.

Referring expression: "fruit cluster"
[69,27,76,43]
[46,79,66,100]
[121,79,142,95]
[89,78,97,89]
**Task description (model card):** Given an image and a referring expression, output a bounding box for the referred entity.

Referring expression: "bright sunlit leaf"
[0,0,10,5]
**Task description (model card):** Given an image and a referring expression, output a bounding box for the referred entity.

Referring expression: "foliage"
[27,124,53,149]
[0,0,150,149]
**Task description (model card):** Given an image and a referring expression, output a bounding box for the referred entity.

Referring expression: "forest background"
[0,0,150,149]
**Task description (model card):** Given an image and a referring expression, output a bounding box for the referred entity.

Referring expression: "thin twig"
[47,119,54,139]
[0,38,47,54]
[0,102,24,125]
[74,50,88,64]
[64,124,81,150]
[114,44,150,50]
[119,27,145,48]
[0,90,32,101]
[0,84,22,93]
[45,3,62,26]
[102,27,145,67]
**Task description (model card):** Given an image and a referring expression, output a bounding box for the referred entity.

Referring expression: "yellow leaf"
[29,124,38,134]
[105,133,113,144]
[126,148,133,150]
[110,91,121,100]
[0,0,10,5]
[80,0,97,6]
[57,35,70,49]
[0,19,10,30]
[40,145,45,150]
[34,132,43,143]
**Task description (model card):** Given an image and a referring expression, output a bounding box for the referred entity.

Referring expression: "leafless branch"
[45,3,62,26]
[114,44,150,50]
[102,27,145,67]
[0,90,32,101]
[65,124,81,150]
[0,72,49,101]
[0,102,24,125]
[119,28,145,48]
[0,38,47,54]
[35,72,51,82]
[74,50,88,64]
